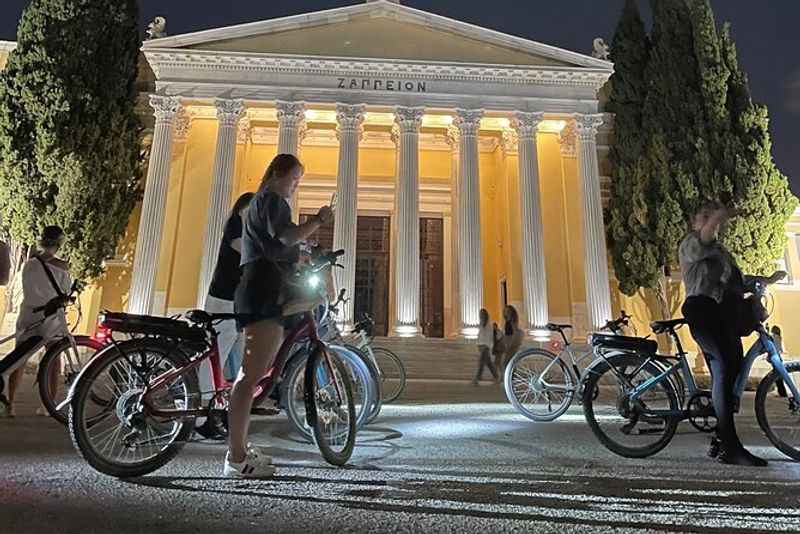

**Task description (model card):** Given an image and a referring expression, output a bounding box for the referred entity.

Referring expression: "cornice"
[143,49,612,91]
[0,41,17,53]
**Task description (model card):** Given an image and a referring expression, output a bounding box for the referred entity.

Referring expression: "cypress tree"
[716,23,797,274]
[0,0,143,280]
[606,0,658,295]
[687,0,797,274]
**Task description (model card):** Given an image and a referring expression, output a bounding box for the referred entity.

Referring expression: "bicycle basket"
[98,311,207,343]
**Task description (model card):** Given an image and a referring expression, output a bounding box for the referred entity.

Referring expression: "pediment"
[144,2,610,70]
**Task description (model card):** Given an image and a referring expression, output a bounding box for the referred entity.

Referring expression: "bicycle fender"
[579,350,630,381]
[55,343,119,411]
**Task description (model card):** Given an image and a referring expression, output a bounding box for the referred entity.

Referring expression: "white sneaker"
[223,443,276,478]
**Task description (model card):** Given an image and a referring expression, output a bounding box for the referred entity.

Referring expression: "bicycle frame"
[139,310,337,419]
[735,325,800,401]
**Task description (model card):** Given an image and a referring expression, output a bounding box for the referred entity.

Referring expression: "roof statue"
[591,37,610,60]
[146,17,167,40]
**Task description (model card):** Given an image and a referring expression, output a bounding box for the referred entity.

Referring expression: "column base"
[391,325,422,338]
[527,328,552,342]
[458,326,479,340]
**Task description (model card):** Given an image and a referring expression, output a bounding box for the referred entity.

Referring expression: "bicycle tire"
[305,345,356,466]
[504,348,575,422]
[68,339,199,478]
[372,347,406,404]
[343,343,383,424]
[755,362,800,461]
[38,336,104,425]
[283,345,374,441]
[582,353,680,458]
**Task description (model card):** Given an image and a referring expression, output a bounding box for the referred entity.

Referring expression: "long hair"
[772,325,782,337]
[504,305,519,327]
[479,308,489,328]
[229,192,254,220]
[259,153,303,191]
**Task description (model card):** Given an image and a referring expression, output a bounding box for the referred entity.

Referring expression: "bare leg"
[227,319,283,463]
[41,342,61,413]
[7,367,24,415]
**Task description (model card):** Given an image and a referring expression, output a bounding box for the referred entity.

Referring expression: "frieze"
[338,78,427,93]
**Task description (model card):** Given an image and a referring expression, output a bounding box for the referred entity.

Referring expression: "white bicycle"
[504,313,633,422]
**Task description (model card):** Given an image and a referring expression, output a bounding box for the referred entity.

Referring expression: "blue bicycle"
[582,282,800,459]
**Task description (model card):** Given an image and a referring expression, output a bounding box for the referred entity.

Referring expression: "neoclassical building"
[2,1,800,350]
[129,0,616,339]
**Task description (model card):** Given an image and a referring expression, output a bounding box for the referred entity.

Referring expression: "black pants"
[474,346,499,383]
[682,295,744,451]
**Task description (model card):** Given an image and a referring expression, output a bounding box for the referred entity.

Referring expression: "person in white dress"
[3,226,71,418]
[473,308,500,385]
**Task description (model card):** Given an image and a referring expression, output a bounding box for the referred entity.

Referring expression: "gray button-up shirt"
[679,232,737,304]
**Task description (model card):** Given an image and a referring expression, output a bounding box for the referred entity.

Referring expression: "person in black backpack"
[2,226,71,418]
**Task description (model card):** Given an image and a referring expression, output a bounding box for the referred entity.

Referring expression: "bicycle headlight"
[307,273,321,289]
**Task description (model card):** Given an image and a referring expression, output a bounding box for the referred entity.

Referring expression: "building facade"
[2,1,800,355]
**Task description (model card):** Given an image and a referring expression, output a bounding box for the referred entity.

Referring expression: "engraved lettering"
[338,78,346,89]
[386,81,395,91]
[418,82,427,92]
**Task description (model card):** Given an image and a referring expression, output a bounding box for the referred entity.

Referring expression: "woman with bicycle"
[225,154,334,478]
[680,202,785,467]
[2,226,71,418]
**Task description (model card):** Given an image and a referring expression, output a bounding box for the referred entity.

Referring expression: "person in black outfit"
[680,203,785,467]
[224,154,333,478]
[195,192,253,437]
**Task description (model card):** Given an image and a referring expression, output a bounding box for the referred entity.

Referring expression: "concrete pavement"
[2,373,799,533]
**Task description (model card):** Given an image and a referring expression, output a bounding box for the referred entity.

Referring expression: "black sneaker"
[708,436,722,458]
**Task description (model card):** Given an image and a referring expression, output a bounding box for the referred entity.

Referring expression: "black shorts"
[234,259,288,328]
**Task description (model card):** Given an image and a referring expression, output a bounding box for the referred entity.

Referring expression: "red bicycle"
[65,251,356,478]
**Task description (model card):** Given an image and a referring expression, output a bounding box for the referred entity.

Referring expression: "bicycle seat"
[650,318,687,334]
[546,323,573,332]
[589,333,658,355]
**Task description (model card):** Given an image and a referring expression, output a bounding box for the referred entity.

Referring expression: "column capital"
[214,98,245,128]
[501,129,518,157]
[149,95,182,124]
[453,109,484,137]
[559,121,577,157]
[276,100,306,128]
[394,106,425,133]
[511,111,545,139]
[336,103,366,134]
[573,113,604,140]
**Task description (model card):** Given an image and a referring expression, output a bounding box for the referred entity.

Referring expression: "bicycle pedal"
[251,407,280,416]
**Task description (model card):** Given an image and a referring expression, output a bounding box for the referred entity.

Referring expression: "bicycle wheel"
[283,346,374,442]
[343,343,383,424]
[38,336,104,425]
[582,353,680,458]
[68,339,199,478]
[372,347,406,404]
[305,345,356,466]
[755,362,800,461]
[504,348,575,422]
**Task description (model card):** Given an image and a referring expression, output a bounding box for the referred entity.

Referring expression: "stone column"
[511,112,549,335]
[574,113,612,330]
[276,101,306,218]
[392,106,425,336]
[195,99,245,309]
[453,109,484,336]
[127,95,182,315]
[332,103,366,326]
[446,125,461,335]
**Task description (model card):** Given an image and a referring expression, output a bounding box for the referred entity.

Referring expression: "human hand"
[317,205,334,224]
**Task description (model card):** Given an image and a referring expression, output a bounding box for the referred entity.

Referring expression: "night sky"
[1,1,798,193]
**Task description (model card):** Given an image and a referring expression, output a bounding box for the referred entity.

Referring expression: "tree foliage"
[607,0,797,299]
[0,0,143,280]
